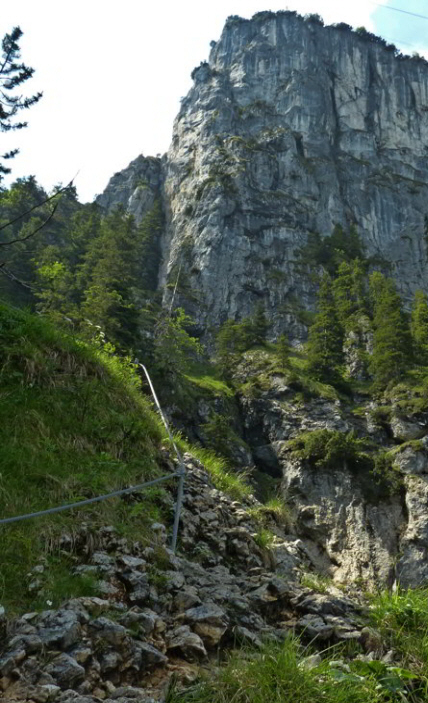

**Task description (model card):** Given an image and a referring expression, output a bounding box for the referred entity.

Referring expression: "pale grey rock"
[96,155,162,223]
[392,446,428,474]
[281,456,404,586]
[159,13,428,339]
[297,614,334,640]
[185,603,228,646]
[299,653,322,670]
[137,641,167,666]
[87,618,128,647]
[37,610,83,650]
[396,475,428,587]
[390,416,426,441]
[45,654,86,689]
[167,625,207,660]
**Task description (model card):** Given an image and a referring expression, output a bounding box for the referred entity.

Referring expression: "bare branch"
[0,261,34,289]
[0,177,75,237]
[0,200,60,247]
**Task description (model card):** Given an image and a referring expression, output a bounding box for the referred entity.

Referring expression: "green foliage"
[216,307,269,378]
[332,259,368,329]
[298,224,366,277]
[306,274,344,382]
[253,527,275,550]
[248,498,292,529]
[251,302,269,345]
[370,587,428,672]
[369,273,412,389]
[168,635,428,703]
[287,429,369,471]
[0,303,166,612]
[0,27,42,181]
[153,308,202,379]
[300,572,333,593]
[201,412,239,460]
[178,441,251,502]
[411,290,428,365]
[276,333,290,370]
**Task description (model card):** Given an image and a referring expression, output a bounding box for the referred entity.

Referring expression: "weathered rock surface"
[0,457,368,702]
[100,12,428,337]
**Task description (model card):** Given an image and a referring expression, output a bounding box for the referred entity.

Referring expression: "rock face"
[99,11,428,336]
[97,155,162,223]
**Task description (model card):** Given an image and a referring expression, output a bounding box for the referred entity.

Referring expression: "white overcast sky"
[1,0,427,202]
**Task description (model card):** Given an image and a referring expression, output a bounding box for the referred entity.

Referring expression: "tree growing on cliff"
[332,258,367,328]
[369,272,412,389]
[411,290,428,366]
[307,273,344,381]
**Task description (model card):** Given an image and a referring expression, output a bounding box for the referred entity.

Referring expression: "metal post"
[171,461,185,554]
[137,362,185,553]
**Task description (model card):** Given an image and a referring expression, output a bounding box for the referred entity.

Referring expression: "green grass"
[0,303,168,612]
[167,635,428,703]
[300,572,333,594]
[177,440,252,502]
[248,498,292,529]
[369,588,428,673]
[185,360,234,398]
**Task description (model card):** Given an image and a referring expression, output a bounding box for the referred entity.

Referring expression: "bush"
[287,429,369,471]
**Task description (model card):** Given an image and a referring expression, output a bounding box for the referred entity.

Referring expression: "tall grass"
[167,635,427,703]
[0,304,167,612]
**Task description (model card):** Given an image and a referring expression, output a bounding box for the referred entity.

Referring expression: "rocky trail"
[1,455,380,703]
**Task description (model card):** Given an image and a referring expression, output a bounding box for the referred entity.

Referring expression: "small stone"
[167,625,207,661]
[88,617,128,647]
[299,654,322,670]
[45,653,85,689]
[360,627,383,653]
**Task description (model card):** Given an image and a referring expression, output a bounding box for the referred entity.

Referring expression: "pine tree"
[0,27,42,182]
[251,301,269,345]
[307,273,344,381]
[369,273,412,388]
[411,290,428,365]
[332,259,367,328]
[276,333,290,371]
[79,209,141,351]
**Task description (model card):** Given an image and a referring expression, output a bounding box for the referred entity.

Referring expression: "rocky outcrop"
[98,12,428,338]
[0,456,371,702]
[96,155,163,223]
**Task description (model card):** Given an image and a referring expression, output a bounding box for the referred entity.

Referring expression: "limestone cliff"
[100,11,428,338]
[96,12,428,591]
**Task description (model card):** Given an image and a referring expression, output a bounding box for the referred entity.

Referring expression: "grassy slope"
[0,304,249,612]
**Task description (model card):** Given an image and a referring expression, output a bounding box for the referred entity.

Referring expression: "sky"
[1,0,427,203]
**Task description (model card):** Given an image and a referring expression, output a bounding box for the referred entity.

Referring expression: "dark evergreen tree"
[251,301,269,345]
[307,273,344,381]
[276,333,290,371]
[332,258,367,328]
[411,289,428,365]
[369,272,412,388]
[79,209,141,351]
[0,27,42,182]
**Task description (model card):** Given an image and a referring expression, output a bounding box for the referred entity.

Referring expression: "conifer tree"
[80,209,141,351]
[332,258,367,328]
[411,289,428,365]
[369,272,412,388]
[307,273,344,381]
[276,333,290,371]
[0,27,42,182]
[251,301,269,345]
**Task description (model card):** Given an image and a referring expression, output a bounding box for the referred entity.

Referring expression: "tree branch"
[0,177,75,236]
[0,260,34,289]
[0,200,60,247]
